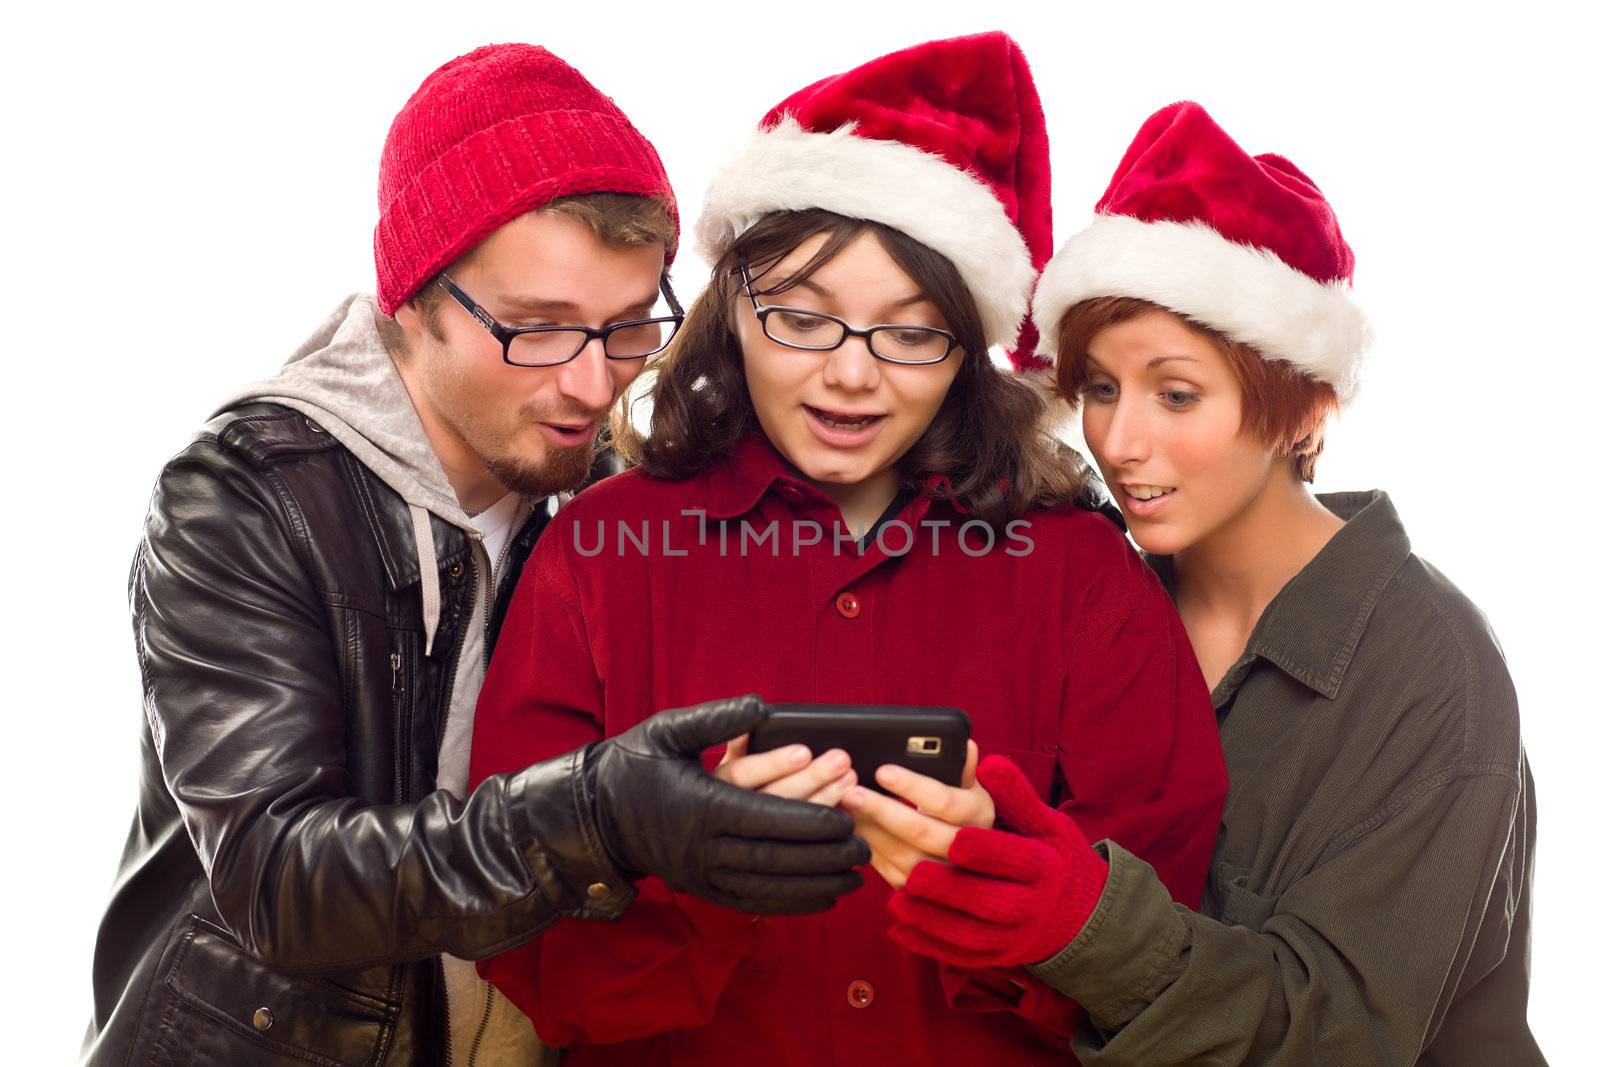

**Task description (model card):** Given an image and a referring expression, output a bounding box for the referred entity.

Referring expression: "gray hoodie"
[214,294,551,1066]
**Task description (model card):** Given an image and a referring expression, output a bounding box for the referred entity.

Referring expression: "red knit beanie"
[374,43,678,316]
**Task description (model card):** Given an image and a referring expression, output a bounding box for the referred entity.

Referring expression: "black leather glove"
[584,694,869,914]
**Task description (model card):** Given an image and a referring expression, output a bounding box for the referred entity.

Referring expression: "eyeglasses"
[736,266,960,366]
[437,274,684,367]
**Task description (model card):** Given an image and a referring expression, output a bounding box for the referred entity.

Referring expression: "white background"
[3,1,1594,1061]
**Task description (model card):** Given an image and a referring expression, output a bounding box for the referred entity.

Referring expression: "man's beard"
[436,384,608,498]
[416,328,613,499]
[481,426,600,497]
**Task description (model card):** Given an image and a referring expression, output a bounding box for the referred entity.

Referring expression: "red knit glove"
[887,755,1108,968]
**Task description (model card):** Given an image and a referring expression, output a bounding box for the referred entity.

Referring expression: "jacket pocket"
[135,915,399,1066]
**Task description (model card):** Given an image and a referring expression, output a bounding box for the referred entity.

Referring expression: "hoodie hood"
[214,294,477,655]
[216,293,469,525]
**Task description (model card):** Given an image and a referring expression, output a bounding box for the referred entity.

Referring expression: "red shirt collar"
[701,433,804,520]
[702,432,959,524]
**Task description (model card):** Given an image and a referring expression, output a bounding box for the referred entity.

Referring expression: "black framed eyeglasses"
[736,266,959,366]
[437,274,684,367]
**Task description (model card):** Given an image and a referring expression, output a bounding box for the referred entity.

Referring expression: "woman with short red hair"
[886,102,1545,1063]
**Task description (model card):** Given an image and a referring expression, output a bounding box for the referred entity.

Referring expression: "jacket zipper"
[433,555,474,755]
[391,652,407,802]
[440,516,520,1065]
[438,956,453,1065]
[432,553,472,1067]
[439,540,494,1067]
[483,519,518,670]
[466,985,496,1066]
[461,526,521,1065]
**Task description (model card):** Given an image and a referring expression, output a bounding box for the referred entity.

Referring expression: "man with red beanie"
[82,44,867,1066]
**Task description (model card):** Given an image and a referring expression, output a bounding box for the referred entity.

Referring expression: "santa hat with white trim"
[696,31,1053,367]
[1032,101,1371,400]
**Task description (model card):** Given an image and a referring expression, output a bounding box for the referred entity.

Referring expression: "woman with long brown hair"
[468,36,1226,1065]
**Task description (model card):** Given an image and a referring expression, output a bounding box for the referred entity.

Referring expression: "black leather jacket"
[84,403,634,1065]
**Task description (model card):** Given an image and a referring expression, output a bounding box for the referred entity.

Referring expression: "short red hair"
[1053,297,1339,482]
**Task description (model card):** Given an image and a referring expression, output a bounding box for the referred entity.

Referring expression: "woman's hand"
[886,754,1108,968]
[839,741,994,887]
[715,734,858,807]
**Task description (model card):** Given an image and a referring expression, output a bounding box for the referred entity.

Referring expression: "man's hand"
[839,741,994,888]
[584,694,869,914]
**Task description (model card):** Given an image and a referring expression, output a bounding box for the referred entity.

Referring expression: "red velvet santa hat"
[1032,101,1371,400]
[696,32,1052,362]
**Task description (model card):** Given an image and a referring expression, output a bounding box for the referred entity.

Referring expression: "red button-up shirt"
[470,433,1226,1066]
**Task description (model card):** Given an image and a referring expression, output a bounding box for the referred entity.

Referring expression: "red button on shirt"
[835,591,861,618]
[846,980,875,1008]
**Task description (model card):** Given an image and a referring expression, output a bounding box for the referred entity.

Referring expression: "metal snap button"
[586,882,613,901]
[253,1007,274,1031]
[846,979,875,1008]
[448,562,465,579]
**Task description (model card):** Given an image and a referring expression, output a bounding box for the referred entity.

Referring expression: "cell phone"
[747,703,971,794]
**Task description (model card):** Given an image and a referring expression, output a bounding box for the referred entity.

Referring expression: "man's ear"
[394,300,422,332]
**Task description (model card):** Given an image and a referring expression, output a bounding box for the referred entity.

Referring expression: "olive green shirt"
[1030,491,1544,1065]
